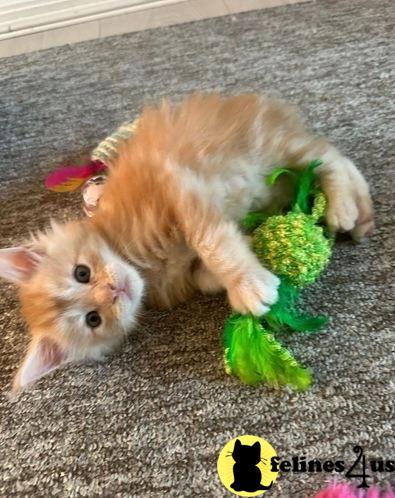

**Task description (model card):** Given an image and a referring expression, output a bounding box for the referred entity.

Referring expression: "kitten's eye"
[86,311,101,328]
[74,264,90,283]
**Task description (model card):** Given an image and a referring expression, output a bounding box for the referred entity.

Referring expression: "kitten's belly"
[200,157,274,221]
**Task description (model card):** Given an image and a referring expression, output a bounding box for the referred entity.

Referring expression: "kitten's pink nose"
[92,283,117,306]
[108,283,118,304]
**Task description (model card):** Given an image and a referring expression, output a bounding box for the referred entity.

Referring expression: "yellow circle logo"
[217,435,278,496]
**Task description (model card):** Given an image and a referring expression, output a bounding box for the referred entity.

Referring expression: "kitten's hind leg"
[257,98,373,240]
[270,133,374,240]
[317,153,374,241]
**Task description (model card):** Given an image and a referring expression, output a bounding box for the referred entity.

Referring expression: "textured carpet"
[0,0,394,496]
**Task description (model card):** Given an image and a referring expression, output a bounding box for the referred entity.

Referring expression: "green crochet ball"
[252,192,332,288]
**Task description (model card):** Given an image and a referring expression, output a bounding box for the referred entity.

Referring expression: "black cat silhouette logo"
[217,435,278,496]
[231,439,273,492]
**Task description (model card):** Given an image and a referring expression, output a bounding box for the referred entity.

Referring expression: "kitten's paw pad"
[228,268,279,316]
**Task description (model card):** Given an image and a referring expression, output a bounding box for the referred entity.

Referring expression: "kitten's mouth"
[117,277,132,300]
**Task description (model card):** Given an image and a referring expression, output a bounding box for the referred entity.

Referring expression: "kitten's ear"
[13,336,66,392]
[0,247,42,284]
[252,441,261,454]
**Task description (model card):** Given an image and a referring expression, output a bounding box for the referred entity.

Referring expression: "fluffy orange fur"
[0,92,374,391]
[92,93,372,306]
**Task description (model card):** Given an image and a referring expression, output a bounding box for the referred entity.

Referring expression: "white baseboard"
[0,0,309,59]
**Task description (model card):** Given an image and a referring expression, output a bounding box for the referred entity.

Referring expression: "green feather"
[266,167,296,186]
[293,159,322,214]
[264,280,329,333]
[223,314,312,390]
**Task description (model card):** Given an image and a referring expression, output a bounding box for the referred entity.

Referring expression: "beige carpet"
[0,0,394,496]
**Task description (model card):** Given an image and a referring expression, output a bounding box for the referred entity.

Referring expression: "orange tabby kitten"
[0,93,373,391]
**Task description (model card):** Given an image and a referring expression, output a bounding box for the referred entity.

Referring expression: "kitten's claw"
[227,267,279,316]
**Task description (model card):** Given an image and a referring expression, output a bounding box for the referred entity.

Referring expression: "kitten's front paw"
[227,267,279,316]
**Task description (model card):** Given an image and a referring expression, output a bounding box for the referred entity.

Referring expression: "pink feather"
[313,484,395,498]
[45,160,107,192]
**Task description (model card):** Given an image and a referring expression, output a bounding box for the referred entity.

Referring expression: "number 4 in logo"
[345,446,371,488]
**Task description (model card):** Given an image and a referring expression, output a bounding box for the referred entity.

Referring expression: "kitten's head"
[0,220,144,391]
[232,439,261,464]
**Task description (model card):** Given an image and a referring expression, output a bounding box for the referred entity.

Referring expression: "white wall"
[0,0,307,58]
[0,0,176,36]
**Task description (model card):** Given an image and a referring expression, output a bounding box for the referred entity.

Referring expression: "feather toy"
[44,119,138,193]
[223,161,333,390]
[45,160,107,192]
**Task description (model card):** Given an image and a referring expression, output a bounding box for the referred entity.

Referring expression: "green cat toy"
[223,160,333,391]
